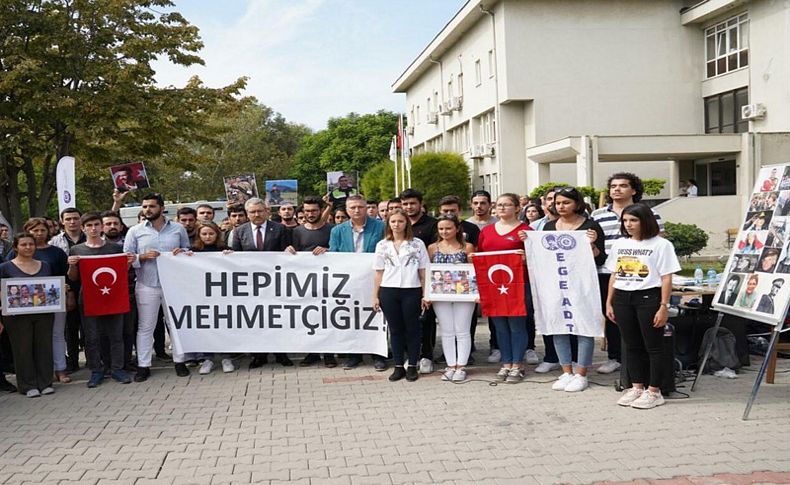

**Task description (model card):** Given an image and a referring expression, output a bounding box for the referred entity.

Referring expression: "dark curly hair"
[606,172,644,203]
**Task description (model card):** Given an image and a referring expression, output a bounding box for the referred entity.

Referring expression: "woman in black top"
[0,233,56,397]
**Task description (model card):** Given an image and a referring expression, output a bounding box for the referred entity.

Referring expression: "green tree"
[361,152,470,210]
[289,111,398,195]
[0,0,246,227]
[664,222,709,258]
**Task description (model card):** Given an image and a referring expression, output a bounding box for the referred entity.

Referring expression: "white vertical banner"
[524,231,603,337]
[56,156,76,215]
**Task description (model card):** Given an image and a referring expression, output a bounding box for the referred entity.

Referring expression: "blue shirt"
[123,219,189,288]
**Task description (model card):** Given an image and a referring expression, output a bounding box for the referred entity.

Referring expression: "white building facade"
[392,0,790,254]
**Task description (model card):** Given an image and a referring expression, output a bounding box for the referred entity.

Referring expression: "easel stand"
[691,311,786,420]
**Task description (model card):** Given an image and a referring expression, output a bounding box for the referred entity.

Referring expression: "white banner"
[525,231,603,337]
[157,252,387,354]
[56,156,76,215]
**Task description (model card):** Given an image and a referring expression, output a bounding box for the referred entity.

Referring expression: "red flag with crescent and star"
[78,254,130,317]
[472,250,527,317]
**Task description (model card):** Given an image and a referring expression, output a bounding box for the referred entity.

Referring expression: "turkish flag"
[79,254,130,317]
[472,250,527,317]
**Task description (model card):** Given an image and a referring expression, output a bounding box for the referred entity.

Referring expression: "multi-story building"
[392,0,790,254]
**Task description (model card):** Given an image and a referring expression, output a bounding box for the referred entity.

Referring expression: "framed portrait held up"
[2,276,67,316]
[424,263,478,302]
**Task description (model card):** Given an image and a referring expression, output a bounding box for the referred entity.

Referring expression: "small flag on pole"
[389,136,397,163]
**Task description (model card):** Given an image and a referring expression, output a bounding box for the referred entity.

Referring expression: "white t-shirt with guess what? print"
[605,236,681,291]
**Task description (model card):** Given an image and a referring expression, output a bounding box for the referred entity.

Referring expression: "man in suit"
[328,195,386,370]
[756,278,784,314]
[230,197,293,368]
[718,275,742,306]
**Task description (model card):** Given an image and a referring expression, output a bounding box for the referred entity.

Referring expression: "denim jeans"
[490,316,527,364]
[553,334,594,368]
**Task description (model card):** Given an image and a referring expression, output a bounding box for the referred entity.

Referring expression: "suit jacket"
[719,290,738,306]
[230,221,290,252]
[329,217,384,253]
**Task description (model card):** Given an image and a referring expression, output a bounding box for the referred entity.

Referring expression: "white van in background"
[118,201,229,228]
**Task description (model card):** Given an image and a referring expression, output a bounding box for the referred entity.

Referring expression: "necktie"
[256,226,264,251]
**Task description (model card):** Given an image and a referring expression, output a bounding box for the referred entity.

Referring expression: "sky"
[152,0,467,131]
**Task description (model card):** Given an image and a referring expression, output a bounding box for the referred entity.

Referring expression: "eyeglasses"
[495,203,515,208]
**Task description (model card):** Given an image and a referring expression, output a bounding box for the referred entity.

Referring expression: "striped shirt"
[591,204,664,274]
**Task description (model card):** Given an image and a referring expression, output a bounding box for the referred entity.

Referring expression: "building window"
[488,50,495,78]
[704,87,748,133]
[474,59,481,86]
[705,13,748,78]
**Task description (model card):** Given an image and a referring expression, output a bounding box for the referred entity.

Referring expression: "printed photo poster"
[713,163,790,324]
[425,263,479,302]
[327,171,359,209]
[265,179,298,207]
[223,174,259,205]
[110,162,150,192]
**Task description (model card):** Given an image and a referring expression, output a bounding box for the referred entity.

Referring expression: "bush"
[529,179,666,205]
[664,221,709,258]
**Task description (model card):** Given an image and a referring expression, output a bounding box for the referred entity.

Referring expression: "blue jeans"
[553,334,594,368]
[490,316,527,364]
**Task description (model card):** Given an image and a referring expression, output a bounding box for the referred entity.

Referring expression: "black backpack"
[699,326,741,372]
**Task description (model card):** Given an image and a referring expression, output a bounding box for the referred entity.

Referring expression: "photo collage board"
[713,164,790,325]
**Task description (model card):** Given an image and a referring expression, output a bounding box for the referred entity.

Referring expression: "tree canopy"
[0,0,247,227]
[289,111,398,196]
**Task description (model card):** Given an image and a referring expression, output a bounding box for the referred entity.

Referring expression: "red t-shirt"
[478,222,531,252]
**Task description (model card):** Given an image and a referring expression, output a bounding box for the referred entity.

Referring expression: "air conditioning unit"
[426,112,439,124]
[406,125,414,135]
[484,143,495,157]
[448,96,463,111]
[439,102,452,116]
[741,103,766,120]
[470,144,485,159]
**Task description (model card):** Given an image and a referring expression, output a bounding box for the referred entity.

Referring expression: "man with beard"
[230,198,293,368]
[278,202,299,229]
[467,190,497,229]
[377,200,389,221]
[286,196,336,368]
[400,188,439,374]
[101,211,126,246]
[176,207,198,246]
[124,194,190,381]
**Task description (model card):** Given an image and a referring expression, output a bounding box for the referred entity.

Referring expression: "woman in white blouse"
[373,209,431,382]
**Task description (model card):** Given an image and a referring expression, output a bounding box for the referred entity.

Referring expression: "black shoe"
[406,366,419,382]
[323,355,337,368]
[373,358,388,372]
[156,352,172,362]
[249,356,266,369]
[65,361,79,373]
[388,367,406,382]
[0,377,17,393]
[300,354,320,367]
[174,363,190,377]
[275,354,294,367]
[134,367,151,382]
[467,354,476,366]
[124,363,138,373]
[342,357,362,369]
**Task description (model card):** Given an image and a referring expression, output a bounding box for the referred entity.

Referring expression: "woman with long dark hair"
[605,203,681,409]
[0,233,56,397]
[373,209,430,382]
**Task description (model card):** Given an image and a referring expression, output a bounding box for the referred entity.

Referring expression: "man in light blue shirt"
[123,193,189,382]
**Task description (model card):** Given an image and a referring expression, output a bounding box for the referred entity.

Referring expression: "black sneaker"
[174,363,190,377]
[0,377,17,393]
[156,352,173,362]
[406,366,419,382]
[388,367,406,382]
[275,354,294,367]
[300,354,321,367]
[134,367,151,382]
[323,355,337,368]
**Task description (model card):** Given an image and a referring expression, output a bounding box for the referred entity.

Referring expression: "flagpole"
[393,136,399,197]
[399,114,406,190]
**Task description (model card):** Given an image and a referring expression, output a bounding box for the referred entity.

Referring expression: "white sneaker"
[441,368,455,381]
[221,358,235,373]
[524,349,541,365]
[419,358,434,374]
[535,361,560,373]
[631,390,665,409]
[597,359,621,374]
[495,367,510,381]
[41,386,54,395]
[26,389,41,398]
[551,372,574,391]
[199,359,214,375]
[714,367,737,379]
[617,387,644,406]
[486,349,502,363]
[564,374,588,392]
[452,368,467,382]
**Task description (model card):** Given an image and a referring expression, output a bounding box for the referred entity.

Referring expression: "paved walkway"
[0,327,788,485]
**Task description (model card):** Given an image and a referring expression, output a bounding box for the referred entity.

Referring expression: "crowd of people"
[0,172,680,409]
